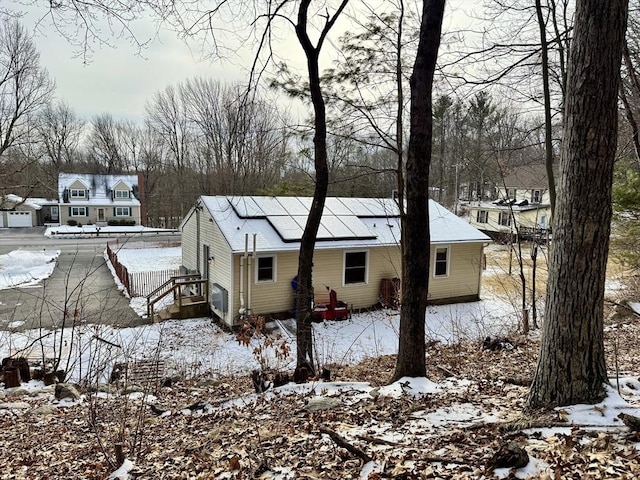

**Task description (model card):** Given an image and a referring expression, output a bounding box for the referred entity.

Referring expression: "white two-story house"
[58,173,143,226]
[468,164,553,241]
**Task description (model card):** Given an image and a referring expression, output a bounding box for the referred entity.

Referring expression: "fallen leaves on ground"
[1,305,640,479]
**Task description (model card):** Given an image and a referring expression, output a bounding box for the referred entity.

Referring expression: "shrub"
[107,219,136,226]
[67,220,78,226]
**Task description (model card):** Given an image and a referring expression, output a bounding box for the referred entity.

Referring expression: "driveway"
[0,229,179,333]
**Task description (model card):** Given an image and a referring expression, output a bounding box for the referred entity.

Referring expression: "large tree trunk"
[391,0,445,381]
[527,0,628,409]
[293,0,349,379]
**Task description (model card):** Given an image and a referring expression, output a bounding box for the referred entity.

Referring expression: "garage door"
[7,211,33,227]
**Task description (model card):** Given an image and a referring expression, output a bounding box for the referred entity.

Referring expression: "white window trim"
[532,189,541,203]
[433,245,450,278]
[70,207,86,217]
[477,210,488,224]
[255,255,277,283]
[498,211,511,227]
[115,190,130,198]
[343,250,369,286]
[70,189,86,198]
[115,207,131,217]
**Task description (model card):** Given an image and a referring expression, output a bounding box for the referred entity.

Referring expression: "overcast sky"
[16,1,479,125]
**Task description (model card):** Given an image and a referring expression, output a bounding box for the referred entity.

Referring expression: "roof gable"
[503,164,557,190]
[58,173,140,206]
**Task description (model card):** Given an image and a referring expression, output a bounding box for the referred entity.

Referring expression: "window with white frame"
[531,189,541,203]
[70,189,86,198]
[476,210,489,223]
[70,207,86,217]
[115,189,130,199]
[344,251,367,285]
[434,246,449,277]
[115,207,131,217]
[507,188,517,199]
[498,211,511,227]
[256,256,276,282]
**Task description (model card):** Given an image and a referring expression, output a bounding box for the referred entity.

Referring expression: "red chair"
[314,289,350,321]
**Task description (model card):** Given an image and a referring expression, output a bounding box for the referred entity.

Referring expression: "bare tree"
[36,101,84,176]
[0,18,53,195]
[527,0,628,409]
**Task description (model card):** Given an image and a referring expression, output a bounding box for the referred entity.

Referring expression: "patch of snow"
[0,249,60,290]
[108,459,135,480]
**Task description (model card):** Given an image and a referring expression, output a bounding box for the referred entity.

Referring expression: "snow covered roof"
[0,194,55,210]
[474,200,551,212]
[58,173,140,206]
[198,196,490,254]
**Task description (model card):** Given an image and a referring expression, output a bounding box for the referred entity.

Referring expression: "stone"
[29,405,57,416]
[55,383,81,401]
[0,402,30,410]
[6,388,29,398]
[305,396,342,412]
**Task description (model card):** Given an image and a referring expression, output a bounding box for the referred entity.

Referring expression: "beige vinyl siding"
[469,208,504,233]
[182,207,237,325]
[231,246,402,320]
[428,243,484,301]
[69,179,89,191]
[201,215,235,325]
[232,251,300,321]
[181,209,198,271]
[313,247,401,309]
[469,207,551,235]
[59,204,141,225]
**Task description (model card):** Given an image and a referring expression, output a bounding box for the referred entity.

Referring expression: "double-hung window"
[344,251,367,285]
[70,189,86,199]
[256,256,276,283]
[476,210,489,223]
[70,207,86,217]
[434,246,449,277]
[115,190,130,199]
[498,212,511,227]
[115,207,131,217]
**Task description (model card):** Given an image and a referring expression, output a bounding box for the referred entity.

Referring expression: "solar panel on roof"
[267,215,304,241]
[250,196,289,216]
[276,197,309,215]
[324,198,355,215]
[228,196,263,218]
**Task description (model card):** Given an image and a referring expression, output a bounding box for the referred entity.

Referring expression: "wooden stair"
[147,275,210,321]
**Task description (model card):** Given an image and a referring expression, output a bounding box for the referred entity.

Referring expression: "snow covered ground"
[2,245,640,479]
[0,246,520,382]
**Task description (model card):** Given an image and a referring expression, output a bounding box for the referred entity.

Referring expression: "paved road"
[0,228,181,332]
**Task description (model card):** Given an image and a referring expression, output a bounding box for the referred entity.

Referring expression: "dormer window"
[115,190,130,199]
[70,189,86,198]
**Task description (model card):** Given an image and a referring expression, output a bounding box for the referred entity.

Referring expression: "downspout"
[239,234,247,316]
[247,233,256,314]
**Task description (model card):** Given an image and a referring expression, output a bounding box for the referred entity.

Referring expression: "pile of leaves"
[2,302,640,479]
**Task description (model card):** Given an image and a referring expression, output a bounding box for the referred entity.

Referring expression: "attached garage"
[7,211,33,227]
